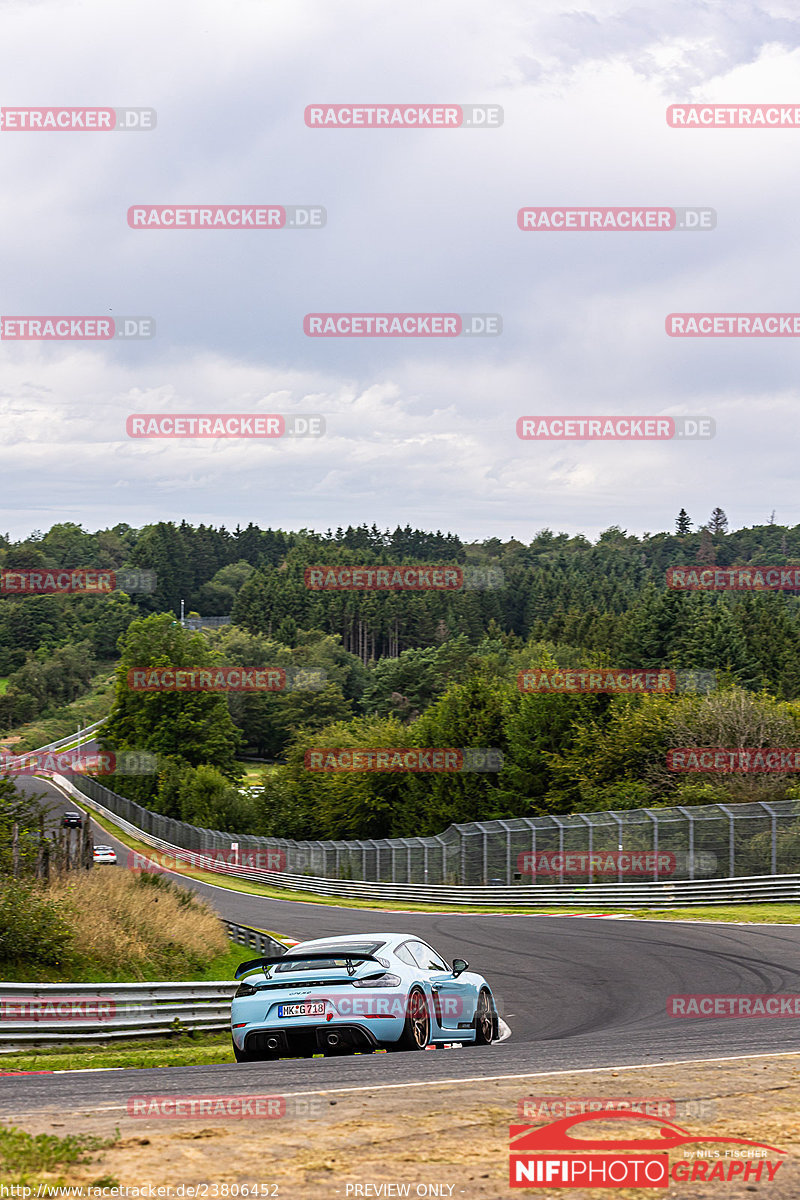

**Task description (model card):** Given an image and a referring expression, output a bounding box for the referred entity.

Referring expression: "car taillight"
[352,973,401,988]
[235,982,258,997]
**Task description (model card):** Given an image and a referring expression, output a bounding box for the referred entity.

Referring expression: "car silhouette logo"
[510,1111,785,1155]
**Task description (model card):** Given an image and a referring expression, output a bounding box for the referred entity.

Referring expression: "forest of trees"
[5,510,800,840]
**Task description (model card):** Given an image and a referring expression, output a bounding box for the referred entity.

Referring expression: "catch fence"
[71,776,800,886]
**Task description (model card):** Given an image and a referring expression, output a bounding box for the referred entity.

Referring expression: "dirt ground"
[9,1053,800,1199]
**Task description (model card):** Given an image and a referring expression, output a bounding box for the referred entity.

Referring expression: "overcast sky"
[1,0,798,544]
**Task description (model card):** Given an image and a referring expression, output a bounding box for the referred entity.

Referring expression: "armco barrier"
[6,718,106,758]
[49,776,800,905]
[0,980,237,1045]
[0,922,284,1046]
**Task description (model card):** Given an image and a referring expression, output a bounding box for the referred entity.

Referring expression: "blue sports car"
[230,931,500,1061]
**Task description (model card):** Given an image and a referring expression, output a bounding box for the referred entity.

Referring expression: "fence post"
[482,827,488,886]
[551,817,566,885]
[758,803,778,875]
[676,807,695,880]
[718,804,735,878]
[609,812,623,883]
[576,814,592,882]
[644,810,659,880]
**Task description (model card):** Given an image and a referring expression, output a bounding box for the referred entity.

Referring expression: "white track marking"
[11,1049,800,1118]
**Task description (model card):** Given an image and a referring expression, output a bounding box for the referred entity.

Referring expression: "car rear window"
[274,942,383,972]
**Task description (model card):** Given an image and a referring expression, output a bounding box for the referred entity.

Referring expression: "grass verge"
[0,1030,236,1074]
[0,869,256,983]
[623,903,800,923]
[0,1122,120,1186]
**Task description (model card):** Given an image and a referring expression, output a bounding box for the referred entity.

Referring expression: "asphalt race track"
[5,775,800,1117]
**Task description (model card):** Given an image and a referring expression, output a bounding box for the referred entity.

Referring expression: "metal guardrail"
[224,921,287,957]
[13,718,106,757]
[0,922,284,1046]
[49,776,800,906]
[0,980,238,1045]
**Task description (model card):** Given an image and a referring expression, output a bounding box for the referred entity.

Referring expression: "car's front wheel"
[393,986,431,1051]
[472,987,497,1045]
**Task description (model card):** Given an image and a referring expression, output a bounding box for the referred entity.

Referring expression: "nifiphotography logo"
[509,1111,785,1188]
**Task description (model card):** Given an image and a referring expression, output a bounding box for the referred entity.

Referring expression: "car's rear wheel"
[232,1037,257,1063]
[395,986,430,1051]
[472,987,497,1045]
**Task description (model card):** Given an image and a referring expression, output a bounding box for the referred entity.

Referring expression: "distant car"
[92,845,117,864]
[62,811,82,828]
[230,931,500,1063]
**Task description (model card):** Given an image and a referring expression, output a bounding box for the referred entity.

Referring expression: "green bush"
[0,881,74,968]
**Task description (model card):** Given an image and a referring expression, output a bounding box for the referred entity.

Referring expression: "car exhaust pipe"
[326,1032,340,1048]
[265,1036,280,1052]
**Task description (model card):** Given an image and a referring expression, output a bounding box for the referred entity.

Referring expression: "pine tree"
[708,508,729,535]
[676,509,692,536]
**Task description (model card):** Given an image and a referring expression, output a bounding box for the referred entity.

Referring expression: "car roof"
[290,933,426,951]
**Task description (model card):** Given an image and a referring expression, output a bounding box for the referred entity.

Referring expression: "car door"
[406,939,473,1033]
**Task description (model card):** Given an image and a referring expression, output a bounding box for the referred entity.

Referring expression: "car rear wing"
[234,952,385,981]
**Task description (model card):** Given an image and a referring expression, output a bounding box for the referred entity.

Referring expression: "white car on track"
[231,931,500,1061]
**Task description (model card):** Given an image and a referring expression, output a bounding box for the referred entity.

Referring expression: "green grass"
[0,1123,120,1186]
[0,1030,237,1074]
[235,760,271,784]
[0,678,8,696]
[6,662,117,753]
[624,903,800,923]
[0,939,254,985]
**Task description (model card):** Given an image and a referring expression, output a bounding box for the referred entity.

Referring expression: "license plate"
[278,1002,326,1018]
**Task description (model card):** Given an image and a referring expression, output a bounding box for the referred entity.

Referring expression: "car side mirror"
[452,958,468,977]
